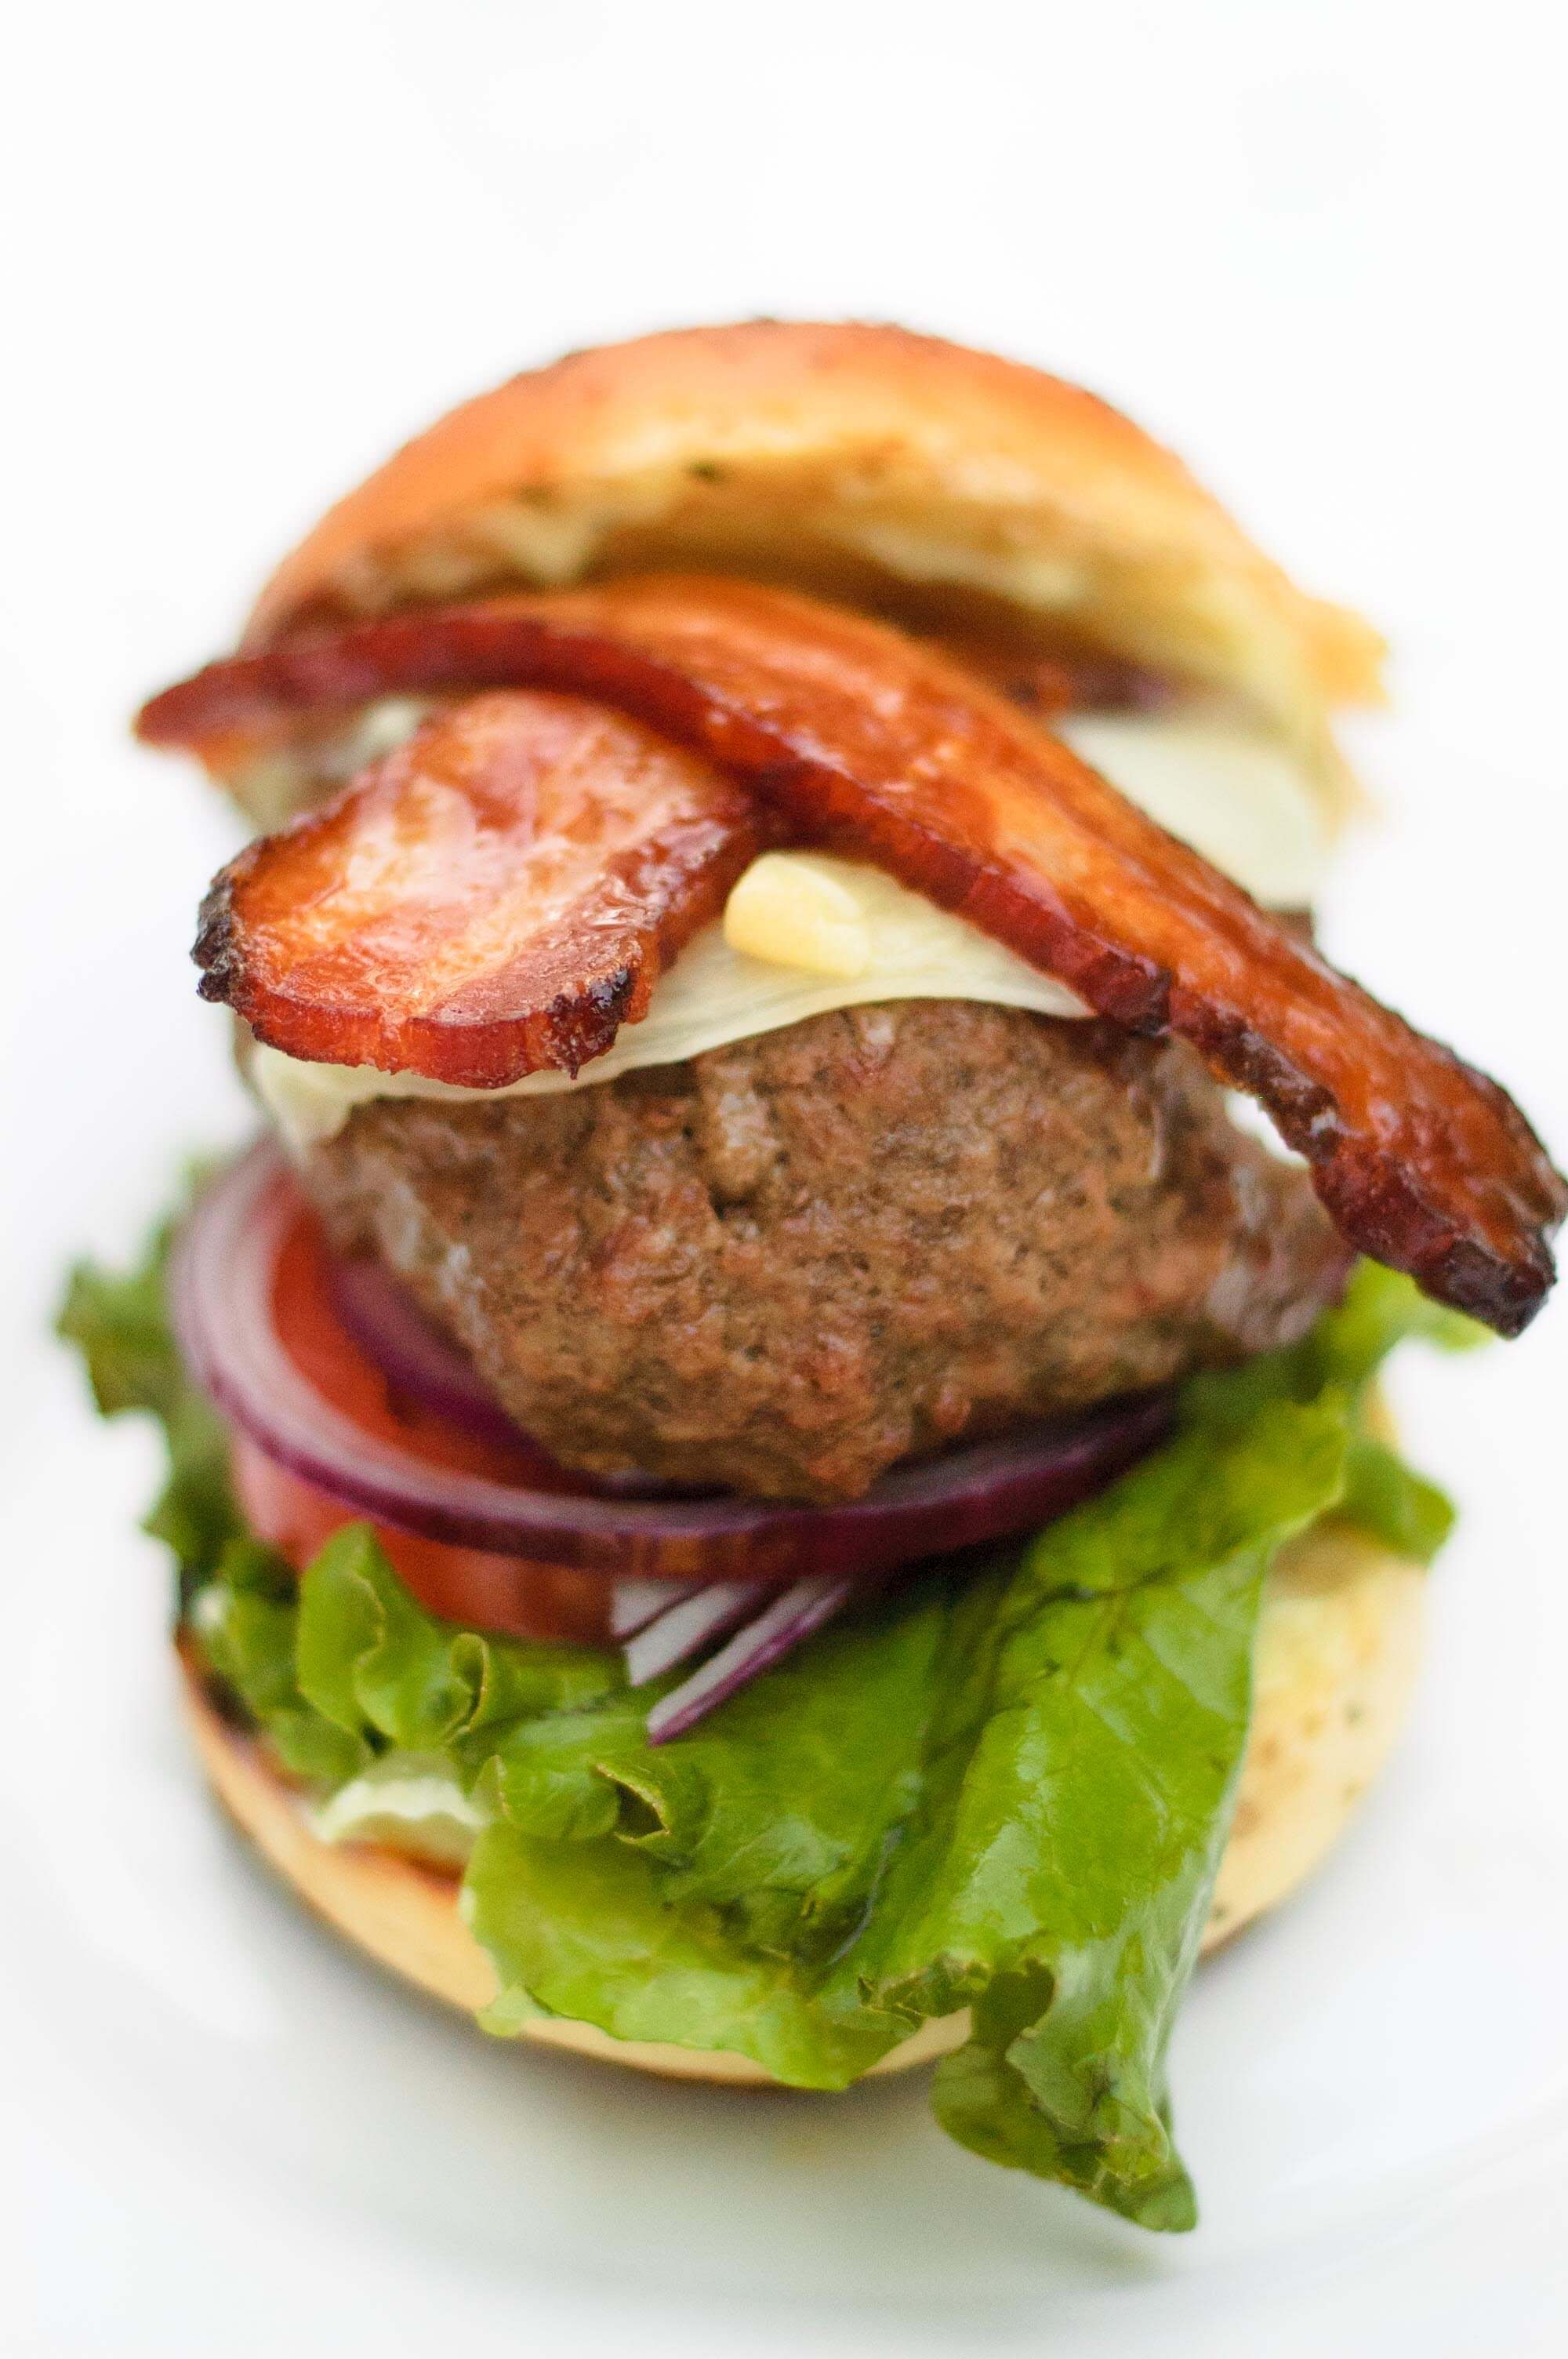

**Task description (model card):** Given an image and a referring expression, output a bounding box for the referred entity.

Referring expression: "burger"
[62,323,1564,2230]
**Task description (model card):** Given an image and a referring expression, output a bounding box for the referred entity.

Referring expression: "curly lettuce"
[60,1199,1470,2231]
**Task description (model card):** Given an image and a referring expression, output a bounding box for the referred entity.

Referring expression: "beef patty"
[303,1001,1348,1502]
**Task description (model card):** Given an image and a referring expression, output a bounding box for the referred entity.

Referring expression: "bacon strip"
[142,581,1566,1333]
[193,689,766,1088]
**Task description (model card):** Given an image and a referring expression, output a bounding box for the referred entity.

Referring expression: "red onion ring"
[173,1143,1175,1587]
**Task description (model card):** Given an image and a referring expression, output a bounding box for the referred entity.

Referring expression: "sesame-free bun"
[245,322,1381,786]
[180,1518,1423,2088]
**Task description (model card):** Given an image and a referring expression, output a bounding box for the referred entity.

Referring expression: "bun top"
[246,322,1381,781]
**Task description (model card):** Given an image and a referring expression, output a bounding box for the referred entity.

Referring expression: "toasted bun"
[245,322,1381,791]
[179,1517,1423,2087]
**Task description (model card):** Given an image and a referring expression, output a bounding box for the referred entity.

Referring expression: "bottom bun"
[180,1519,1425,2086]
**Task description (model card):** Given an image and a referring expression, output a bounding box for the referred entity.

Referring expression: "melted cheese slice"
[1055,710,1330,910]
[252,710,1330,1150]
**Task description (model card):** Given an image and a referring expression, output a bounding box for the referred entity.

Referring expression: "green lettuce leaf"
[60,1199,1468,2232]
[57,1187,238,1594]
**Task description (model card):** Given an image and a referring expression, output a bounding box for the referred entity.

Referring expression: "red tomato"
[230,1205,622,1645]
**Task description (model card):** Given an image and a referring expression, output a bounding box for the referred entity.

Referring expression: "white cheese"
[1055,709,1329,910]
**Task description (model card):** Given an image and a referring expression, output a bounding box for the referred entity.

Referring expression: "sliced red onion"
[609,1577,703,1641]
[644,1578,858,1744]
[174,1144,1174,1587]
[622,1579,774,1687]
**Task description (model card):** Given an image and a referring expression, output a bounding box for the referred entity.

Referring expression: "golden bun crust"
[179,1517,1424,2087]
[245,322,1381,784]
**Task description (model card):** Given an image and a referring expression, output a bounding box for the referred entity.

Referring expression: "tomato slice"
[230,1432,616,1643]
[231,1203,622,1644]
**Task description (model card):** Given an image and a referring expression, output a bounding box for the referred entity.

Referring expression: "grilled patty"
[303,1001,1348,1501]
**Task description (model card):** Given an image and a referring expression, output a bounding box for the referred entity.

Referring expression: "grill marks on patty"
[303,1001,1351,1503]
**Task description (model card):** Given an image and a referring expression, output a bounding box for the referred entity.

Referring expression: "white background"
[2,3,1565,2353]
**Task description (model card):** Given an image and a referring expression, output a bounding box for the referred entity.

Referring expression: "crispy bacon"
[142,581,1566,1333]
[193,689,766,1088]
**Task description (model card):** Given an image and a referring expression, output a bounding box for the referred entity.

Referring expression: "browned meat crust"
[303,1001,1350,1503]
